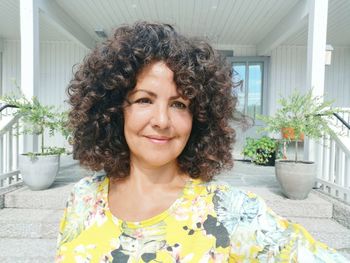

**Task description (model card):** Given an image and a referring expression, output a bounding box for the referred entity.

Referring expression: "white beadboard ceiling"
[0,0,349,47]
[284,0,350,45]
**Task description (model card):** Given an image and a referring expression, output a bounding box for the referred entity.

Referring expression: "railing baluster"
[334,145,340,185]
[5,132,9,186]
[15,121,20,182]
[0,135,3,173]
[8,129,13,186]
[322,134,330,181]
[345,156,350,188]
[0,112,22,188]
[329,139,335,184]
[316,107,350,204]
[0,135,3,187]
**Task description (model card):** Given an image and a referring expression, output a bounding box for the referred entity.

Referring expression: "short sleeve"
[228,190,348,262]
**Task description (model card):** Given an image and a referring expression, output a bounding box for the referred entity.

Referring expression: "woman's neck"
[112,157,189,194]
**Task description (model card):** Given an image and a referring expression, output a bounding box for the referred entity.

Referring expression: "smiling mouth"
[144,136,172,144]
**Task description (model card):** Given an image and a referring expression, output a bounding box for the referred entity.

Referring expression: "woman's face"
[123,61,193,169]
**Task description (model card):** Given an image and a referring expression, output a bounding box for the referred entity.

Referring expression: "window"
[227,57,269,121]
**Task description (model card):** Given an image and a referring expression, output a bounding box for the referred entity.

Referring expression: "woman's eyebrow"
[129,89,157,97]
[130,89,183,100]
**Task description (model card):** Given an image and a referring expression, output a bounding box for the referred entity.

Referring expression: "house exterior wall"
[268,45,350,115]
[1,40,88,148]
[232,45,257,56]
[2,41,349,116]
[1,40,88,108]
[324,46,350,107]
[268,45,308,115]
[2,40,21,94]
[39,41,89,108]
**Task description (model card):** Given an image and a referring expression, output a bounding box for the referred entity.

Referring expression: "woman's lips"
[144,135,172,144]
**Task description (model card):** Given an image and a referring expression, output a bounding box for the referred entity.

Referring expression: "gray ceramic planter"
[275,160,317,199]
[18,154,60,190]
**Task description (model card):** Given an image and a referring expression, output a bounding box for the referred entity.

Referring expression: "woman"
[56,22,347,262]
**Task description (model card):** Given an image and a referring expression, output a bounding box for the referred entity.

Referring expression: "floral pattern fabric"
[56,175,347,262]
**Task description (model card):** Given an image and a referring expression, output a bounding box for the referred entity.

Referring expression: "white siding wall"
[268,46,307,115]
[232,45,257,56]
[40,41,89,108]
[1,40,89,107]
[1,40,88,148]
[2,40,21,93]
[216,44,257,56]
[325,47,350,107]
[269,45,350,115]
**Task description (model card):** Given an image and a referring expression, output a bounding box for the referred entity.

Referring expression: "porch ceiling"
[0,0,349,47]
[284,0,350,46]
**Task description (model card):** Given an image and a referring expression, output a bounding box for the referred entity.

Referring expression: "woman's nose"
[150,103,170,129]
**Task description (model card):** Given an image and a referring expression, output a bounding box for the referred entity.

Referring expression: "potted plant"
[1,92,69,190]
[242,136,281,166]
[281,127,304,141]
[257,89,349,199]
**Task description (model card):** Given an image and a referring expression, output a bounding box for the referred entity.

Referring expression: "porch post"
[0,38,3,95]
[20,0,39,152]
[304,0,328,163]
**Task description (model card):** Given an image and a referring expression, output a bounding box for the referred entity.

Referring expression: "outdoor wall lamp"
[325,44,334,65]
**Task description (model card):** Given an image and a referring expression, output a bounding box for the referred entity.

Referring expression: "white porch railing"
[0,107,22,188]
[316,107,350,203]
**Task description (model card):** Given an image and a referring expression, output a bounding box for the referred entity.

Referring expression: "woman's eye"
[134,98,152,104]
[171,101,187,109]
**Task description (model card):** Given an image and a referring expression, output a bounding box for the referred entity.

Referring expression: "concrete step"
[0,238,56,262]
[4,166,89,209]
[4,182,74,209]
[0,208,62,239]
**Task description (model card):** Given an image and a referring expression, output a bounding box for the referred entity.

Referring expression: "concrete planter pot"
[275,159,317,199]
[18,154,60,191]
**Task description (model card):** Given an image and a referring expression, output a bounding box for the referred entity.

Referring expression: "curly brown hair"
[67,21,239,181]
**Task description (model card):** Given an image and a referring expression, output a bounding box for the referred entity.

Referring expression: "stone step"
[0,238,56,262]
[0,208,62,239]
[4,167,90,209]
[4,182,74,209]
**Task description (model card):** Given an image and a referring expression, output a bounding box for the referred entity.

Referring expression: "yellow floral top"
[56,175,347,262]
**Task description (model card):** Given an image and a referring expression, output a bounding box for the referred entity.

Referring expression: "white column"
[20,0,39,152]
[304,0,328,162]
[0,38,3,95]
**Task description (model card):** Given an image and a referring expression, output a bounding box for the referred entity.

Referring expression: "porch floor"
[0,160,349,261]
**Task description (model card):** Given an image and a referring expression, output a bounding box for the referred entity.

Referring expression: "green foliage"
[242,136,281,165]
[25,147,66,159]
[1,90,70,156]
[257,89,350,162]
